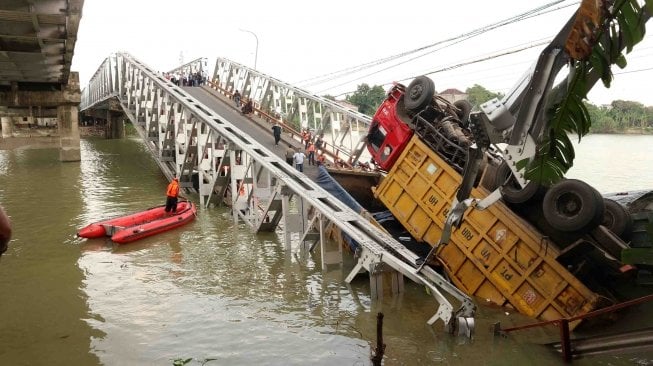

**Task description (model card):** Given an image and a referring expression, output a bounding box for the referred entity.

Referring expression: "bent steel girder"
[79,52,475,331]
[212,57,372,158]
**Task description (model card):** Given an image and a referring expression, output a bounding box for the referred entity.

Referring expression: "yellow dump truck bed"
[373,135,598,323]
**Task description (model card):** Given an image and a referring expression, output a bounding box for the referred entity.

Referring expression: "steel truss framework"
[210,57,372,163]
[166,57,210,81]
[79,53,475,333]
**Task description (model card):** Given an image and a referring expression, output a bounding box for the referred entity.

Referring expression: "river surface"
[0,134,652,365]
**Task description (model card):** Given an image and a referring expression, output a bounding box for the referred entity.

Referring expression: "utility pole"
[239,29,259,70]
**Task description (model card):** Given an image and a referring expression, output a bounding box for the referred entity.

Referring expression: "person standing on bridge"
[272,122,282,146]
[233,90,241,107]
[302,129,312,149]
[315,134,324,154]
[285,144,295,166]
[165,177,180,213]
[293,148,306,172]
[306,142,316,165]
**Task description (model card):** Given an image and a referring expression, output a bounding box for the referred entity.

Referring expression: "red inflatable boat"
[77,201,197,244]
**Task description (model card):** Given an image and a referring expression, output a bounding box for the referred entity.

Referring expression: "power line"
[321,2,653,99]
[423,45,653,94]
[614,66,653,75]
[309,1,576,89]
[298,0,575,88]
[314,3,578,93]
[329,39,549,97]
[331,51,653,99]
[409,36,552,78]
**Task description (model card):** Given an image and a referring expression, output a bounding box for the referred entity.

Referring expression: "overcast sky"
[71,0,653,107]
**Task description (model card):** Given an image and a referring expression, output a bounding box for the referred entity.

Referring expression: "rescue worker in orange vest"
[165,177,180,213]
[316,153,326,166]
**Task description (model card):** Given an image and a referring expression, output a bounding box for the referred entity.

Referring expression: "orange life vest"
[166,180,180,197]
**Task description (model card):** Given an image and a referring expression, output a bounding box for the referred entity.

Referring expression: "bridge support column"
[57,72,81,162]
[318,214,342,270]
[370,271,383,300]
[106,110,124,139]
[282,193,292,249]
[373,270,405,300]
[58,104,80,162]
[1,117,12,138]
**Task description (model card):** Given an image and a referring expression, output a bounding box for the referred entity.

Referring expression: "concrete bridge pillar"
[58,72,81,162]
[106,110,124,139]
[58,105,80,161]
[0,73,80,156]
[1,117,12,138]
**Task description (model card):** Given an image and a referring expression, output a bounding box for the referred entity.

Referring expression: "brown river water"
[0,134,652,365]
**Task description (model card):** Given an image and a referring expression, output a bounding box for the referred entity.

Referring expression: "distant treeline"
[585,100,653,133]
[465,84,653,134]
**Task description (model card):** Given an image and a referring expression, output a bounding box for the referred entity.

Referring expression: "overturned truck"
[341,0,652,328]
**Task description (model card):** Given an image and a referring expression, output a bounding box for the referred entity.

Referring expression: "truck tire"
[543,179,602,232]
[404,76,435,113]
[453,100,472,128]
[590,186,606,228]
[602,198,633,239]
[495,161,541,204]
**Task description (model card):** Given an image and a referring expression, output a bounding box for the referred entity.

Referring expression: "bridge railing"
[81,55,120,111]
[203,79,356,168]
[210,57,371,162]
[165,57,209,85]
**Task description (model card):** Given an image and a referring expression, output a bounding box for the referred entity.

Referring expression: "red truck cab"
[367,83,414,171]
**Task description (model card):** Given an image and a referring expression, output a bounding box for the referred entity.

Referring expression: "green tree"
[346,84,386,116]
[525,0,651,185]
[465,84,503,107]
[645,106,653,129]
[585,102,612,132]
[609,99,646,129]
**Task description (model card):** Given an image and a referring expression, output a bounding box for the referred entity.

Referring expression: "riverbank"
[0,136,60,150]
[0,125,108,150]
[590,127,653,135]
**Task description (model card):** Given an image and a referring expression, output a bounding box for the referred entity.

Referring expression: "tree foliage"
[346,84,386,115]
[465,84,503,107]
[526,0,652,185]
[585,100,653,132]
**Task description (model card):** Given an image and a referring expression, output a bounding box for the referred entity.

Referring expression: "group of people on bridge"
[164,71,207,87]
[281,129,327,172]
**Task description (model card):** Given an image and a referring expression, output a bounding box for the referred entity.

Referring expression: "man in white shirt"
[293,149,306,172]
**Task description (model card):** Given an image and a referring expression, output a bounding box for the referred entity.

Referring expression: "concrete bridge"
[0,0,83,161]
